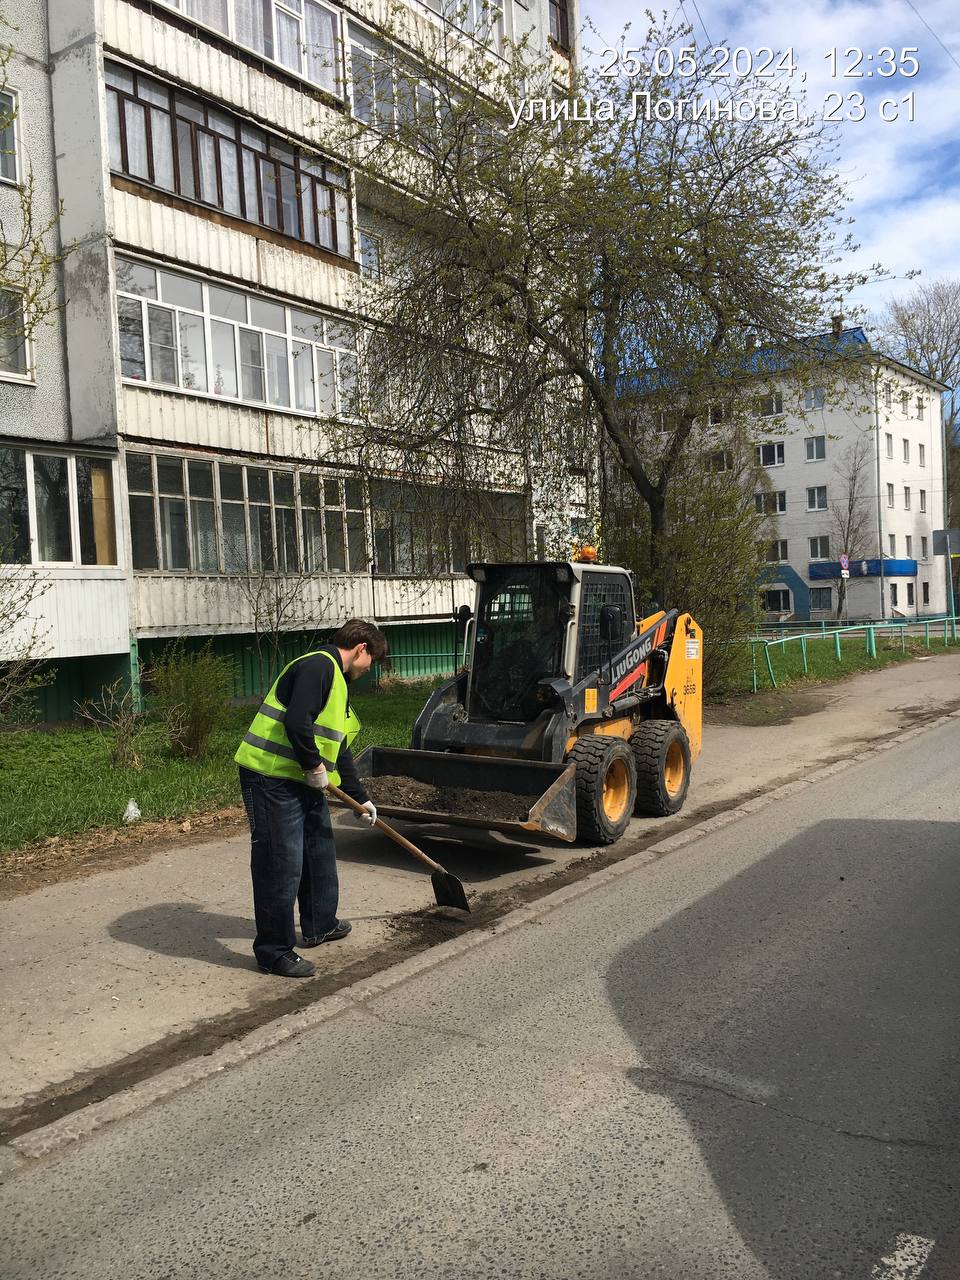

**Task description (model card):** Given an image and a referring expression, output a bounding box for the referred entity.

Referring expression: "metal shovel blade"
[430,868,471,913]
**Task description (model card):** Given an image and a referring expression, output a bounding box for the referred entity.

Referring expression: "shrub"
[146,643,235,759]
[76,676,147,768]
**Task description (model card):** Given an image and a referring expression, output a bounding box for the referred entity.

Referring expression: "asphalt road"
[4,717,960,1280]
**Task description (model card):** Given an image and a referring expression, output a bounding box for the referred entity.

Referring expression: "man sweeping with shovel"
[235,620,389,978]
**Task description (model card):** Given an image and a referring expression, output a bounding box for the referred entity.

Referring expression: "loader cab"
[571,566,636,680]
[466,563,570,722]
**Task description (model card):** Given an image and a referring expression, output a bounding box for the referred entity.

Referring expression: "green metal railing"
[750,614,960,691]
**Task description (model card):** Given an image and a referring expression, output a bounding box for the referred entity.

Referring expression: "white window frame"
[889,534,896,556]
[803,387,825,410]
[885,433,893,459]
[125,449,370,576]
[758,392,783,418]
[0,86,21,186]
[805,435,825,462]
[809,586,832,612]
[116,254,358,421]
[756,441,785,468]
[766,538,788,563]
[907,581,915,607]
[904,486,911,510]
[921,536,928,559]
[886,483,895,508]
[902,438,910,463]
[919,442,926,467]
[0,286,34,384]
[905,534,913,558]
[2,446,121,568]
[919,489,926,512]
[916,396,924,420]
[755,490,786,515]
[358,228,383,280]
[806,485,827,512]
[155,0,345,98]
[809,535,830,560]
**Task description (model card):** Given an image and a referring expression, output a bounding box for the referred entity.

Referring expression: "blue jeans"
[239,767,340,969]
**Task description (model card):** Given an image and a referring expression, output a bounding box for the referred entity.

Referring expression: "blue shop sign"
[808,559,918,579]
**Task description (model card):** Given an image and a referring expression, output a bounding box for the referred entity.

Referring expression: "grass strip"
[0,681,435,854]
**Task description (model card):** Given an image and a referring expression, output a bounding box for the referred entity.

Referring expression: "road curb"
[5,709,959,1167]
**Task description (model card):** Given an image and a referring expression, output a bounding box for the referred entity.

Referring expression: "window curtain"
[183,0,229,33]
[305,2,338,93]
[235,0,272,59]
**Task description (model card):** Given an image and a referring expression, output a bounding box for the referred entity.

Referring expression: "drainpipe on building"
[939,383,954,621]
[873,365,886,619]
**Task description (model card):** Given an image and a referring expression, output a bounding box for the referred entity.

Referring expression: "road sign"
[839,553,850,571]
[841,569,850,579]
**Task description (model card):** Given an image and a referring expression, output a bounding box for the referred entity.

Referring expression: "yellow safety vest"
[234,650,360,785]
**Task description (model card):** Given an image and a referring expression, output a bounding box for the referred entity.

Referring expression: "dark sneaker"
[260,951,316,978]
[302,920,352,947]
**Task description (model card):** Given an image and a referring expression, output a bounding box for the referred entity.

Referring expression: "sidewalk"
[3,651,960,1133]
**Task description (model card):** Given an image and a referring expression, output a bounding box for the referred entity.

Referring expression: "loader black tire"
[630,720,691,817]
[568,736,637,846]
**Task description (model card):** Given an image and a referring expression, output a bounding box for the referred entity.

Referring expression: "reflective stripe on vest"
[234,649,361,785]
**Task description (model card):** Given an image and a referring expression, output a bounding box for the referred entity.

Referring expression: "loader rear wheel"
[568,736,637,846]
[630,720,691,817]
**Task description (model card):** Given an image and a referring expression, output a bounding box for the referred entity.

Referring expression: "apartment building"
[0,0,578,715]
[755,328,948,621]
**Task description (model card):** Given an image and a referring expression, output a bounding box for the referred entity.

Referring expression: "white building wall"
[0,6,134,668]
[0,6,71,443]
[48,0,120,445]
[13,0,576,671]
[758,360,947,620]
[1,568,129,659]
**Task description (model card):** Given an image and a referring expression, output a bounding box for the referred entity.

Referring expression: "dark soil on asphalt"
[365,775,537,822]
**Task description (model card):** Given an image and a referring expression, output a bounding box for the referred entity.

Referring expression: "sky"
[580,0,960,324]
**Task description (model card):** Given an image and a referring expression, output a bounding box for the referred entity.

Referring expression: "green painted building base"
[12,620,460,724]
[24,652,131,724]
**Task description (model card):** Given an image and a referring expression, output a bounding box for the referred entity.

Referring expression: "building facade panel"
[2,567,129,659]
[5,0,565,715]
[757,357,948,621]
[132,569,375,636]
[371,575,473,622]
[104,1,345,149]
[0,12,71,444]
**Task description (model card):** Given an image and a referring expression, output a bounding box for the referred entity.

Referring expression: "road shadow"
[605,818,960,1279]
[109,903,255,971]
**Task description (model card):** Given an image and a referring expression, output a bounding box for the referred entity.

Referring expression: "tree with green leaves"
[327,11,877,607]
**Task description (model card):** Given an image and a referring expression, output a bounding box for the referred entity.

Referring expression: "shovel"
[328,783,471,913]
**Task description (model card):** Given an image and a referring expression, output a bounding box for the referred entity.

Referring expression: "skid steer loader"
[353,554,702,846]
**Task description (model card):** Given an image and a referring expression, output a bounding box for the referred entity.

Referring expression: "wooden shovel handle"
[327,782,447,876]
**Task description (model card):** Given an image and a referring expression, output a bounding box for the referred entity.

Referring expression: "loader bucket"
[351,747,578,843]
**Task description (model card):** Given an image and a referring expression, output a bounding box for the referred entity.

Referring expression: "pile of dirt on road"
[364,775,536,822]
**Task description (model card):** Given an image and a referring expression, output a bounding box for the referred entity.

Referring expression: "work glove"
[304,764,329,790]
[352,800,378,826]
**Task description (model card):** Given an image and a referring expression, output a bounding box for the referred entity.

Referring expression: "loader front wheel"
[568,736,637,846]
[630,720,691,817]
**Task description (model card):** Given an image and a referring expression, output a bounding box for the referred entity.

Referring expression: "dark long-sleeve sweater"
[275,647,369,803]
